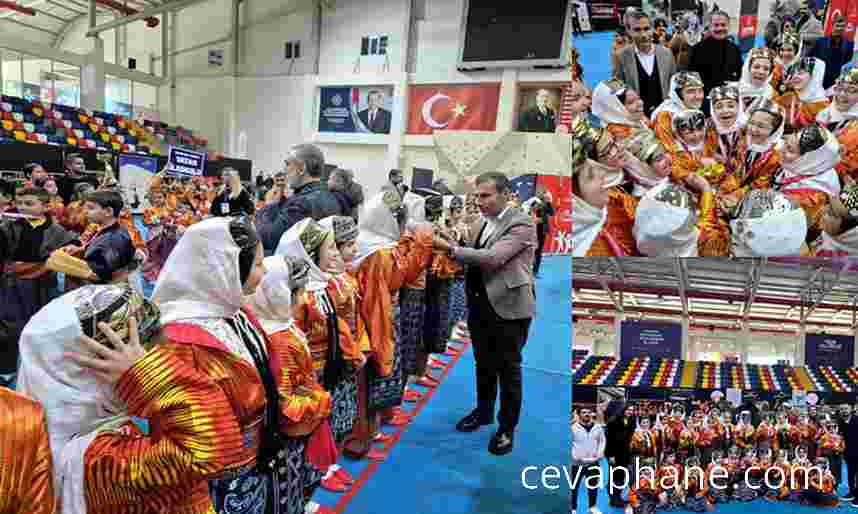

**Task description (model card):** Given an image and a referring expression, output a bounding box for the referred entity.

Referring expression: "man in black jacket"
[838,404,858,506]
[210,168,256,218]
[260,143,343,253]
[688,11,741,96]
[604,402,636,507]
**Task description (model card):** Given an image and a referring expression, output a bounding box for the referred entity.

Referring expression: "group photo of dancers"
[571,392,856,514]
[570,3,858,256]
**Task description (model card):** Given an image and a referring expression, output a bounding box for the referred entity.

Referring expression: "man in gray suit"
[616,9,677,117]
[433,172,536,456]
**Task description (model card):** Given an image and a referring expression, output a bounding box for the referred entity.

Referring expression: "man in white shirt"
[571,407,606,514]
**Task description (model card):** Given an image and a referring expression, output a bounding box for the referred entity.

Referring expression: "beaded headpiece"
[298,218,331,263]
[672,109,706,132]
[283,254,309,291]
[674,71,704,91]
[780,30,801,52]
[655,183,698,210]
[449,196,463,210]
[626,129,667,163]
[837,68,858,86]
[67,284,161,349]
[747,47,775,66]
[710,84,740,104]
[797,124,828,155]
[838,183,858,219]
[734,189,800,221]
[330,215,358,245]
[748,99,785,132]
[602,78,628,96]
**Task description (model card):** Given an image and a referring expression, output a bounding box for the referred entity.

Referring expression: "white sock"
[304,501,320,514]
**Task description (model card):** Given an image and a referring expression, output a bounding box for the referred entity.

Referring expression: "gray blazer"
[616,45,676,101]
[453,207,536,320]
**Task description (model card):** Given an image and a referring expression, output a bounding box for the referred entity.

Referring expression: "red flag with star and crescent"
[406,84,501,135]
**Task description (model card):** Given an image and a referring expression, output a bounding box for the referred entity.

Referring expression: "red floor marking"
[331,339,471,514]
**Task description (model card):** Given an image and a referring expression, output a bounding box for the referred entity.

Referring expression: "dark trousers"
[846,456,858,497]
[832,455,844,488]
[609,460,630,504]
[467,290,530,433]
[571,464,600,510]
[534,224,546,274]
[572,16,583,35]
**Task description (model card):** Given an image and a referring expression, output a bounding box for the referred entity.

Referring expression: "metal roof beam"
[742,258,763,322]
[0,16,58,35]
[801,266,846,323]
[596,259,623,313]
[674,258,689,317]
[86,0,205,36]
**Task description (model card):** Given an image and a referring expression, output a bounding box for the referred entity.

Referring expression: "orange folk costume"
[0,387,54,514]
[775,57,830,134]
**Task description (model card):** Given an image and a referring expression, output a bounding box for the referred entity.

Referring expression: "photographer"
[210,168,255,217]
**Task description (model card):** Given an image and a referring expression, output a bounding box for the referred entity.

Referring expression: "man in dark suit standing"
[358,90,392,134]
[433,172,536,455]
[519,89,557,132]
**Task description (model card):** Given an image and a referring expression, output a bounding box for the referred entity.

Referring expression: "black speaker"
[411,167,434,190]
[128,58,137,70]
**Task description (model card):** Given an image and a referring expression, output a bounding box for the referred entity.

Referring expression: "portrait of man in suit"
[358,89,392,134]
[518,88,559,133]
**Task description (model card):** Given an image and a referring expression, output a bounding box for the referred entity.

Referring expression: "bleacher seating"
[573,355,858,393]
[0,94,207,156]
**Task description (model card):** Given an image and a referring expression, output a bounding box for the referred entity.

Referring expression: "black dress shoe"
[455,411,492,432]
[488,430,514,455]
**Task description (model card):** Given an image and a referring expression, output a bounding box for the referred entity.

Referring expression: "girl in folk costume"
[651,72,706,147]
[676,414,696,462]
[729,188,810,257]
[140,186,186,284]
[444,196,469,334]
[776,410,798,453]
[735,410,756,449]
[0,386,54,513]
[155,217,334,514]
[739,48,777,112]
[756,412,779,452]
[785,446,812,502]
[632,177,730,257]
[631,416,659,462]
[773,124,842,243]
[691,414,716,465]
[623,129,674,197]
[707,408,728,452]
[668,110,723,188]
[772,30,803,97]
[682,456,713,512]
[352,191,433,443]
[818,418,845,486]
[243,255,341,514]
[61,182,96,234]
[815,181,858,255]
[707,450,731,504]
[819,69,858,181]
[571,123,640,256]
[658,452,685,510]
[591,79,650,143]
[44,179,65,221]
[276,218,365,491]
[721,100,785,213]
[776,56,830,133]
[625,456,661,514]
[806,457,840,506]
[706,85,747,182]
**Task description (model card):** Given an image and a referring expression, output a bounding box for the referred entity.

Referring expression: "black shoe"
[488,430,514,455]
[456,411,492,432]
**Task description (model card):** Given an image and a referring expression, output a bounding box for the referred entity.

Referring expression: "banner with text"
[406,83,501,135]
[118,154,158,213]
[805,333,855,367]
[620,320,683,360]
[318,86,395,134]
[168,147,206,177]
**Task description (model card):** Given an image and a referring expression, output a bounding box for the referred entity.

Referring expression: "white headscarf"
[777,129,841,197]
[651,74,697,121]
[152,217,244,324]
[275,218,332,292]
[731,207,808,256]
[798,57,828,103]
[817,100,858,125]
[633,178,699,257]
[739,55,775,106]
[710,86,748,136]
[17,287,133,514]
[245,255,295,335]
[591,81,648,129]
[402,191,426,223]
[746,105,785,153]
[354,191,400,267]
[571,194,607,257]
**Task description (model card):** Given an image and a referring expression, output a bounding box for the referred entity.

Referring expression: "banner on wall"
[318,86,395,134]
[168,146,206,177]
[574,1,592,32]
[118,154,158,214]
[620,320,683,360]
[406,83,501,135]
[738,0,760,52]
[805,333,855,367]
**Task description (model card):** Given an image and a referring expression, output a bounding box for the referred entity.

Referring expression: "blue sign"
[168,146,206,177]
[805,333,854,368]
[620,320,683,360]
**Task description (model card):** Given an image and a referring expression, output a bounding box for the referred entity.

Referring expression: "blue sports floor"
[313,255,572,514]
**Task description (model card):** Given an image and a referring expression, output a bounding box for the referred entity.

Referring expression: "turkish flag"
[406,84,501,135]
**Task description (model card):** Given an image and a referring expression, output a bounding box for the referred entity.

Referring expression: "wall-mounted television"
[457,1,572,70]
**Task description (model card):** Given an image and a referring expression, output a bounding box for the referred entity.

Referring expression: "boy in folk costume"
[776,55,830,133]
[805,457,840,506]
[0,187,79,388]
[818,418,845,487]
[61,182,96,234]
[756,412,779,452]
[625,456,661,514]
[352,191,433,445]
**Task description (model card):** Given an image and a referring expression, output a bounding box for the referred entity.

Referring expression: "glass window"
[53,62,80,108]
[132,82,158,121]
[1,49,22,98]
[21,56,51,103]
[106,75,131,116]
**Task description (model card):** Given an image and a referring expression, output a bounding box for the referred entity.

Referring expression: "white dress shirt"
[479,207,510,246]
[636,47,656,76]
